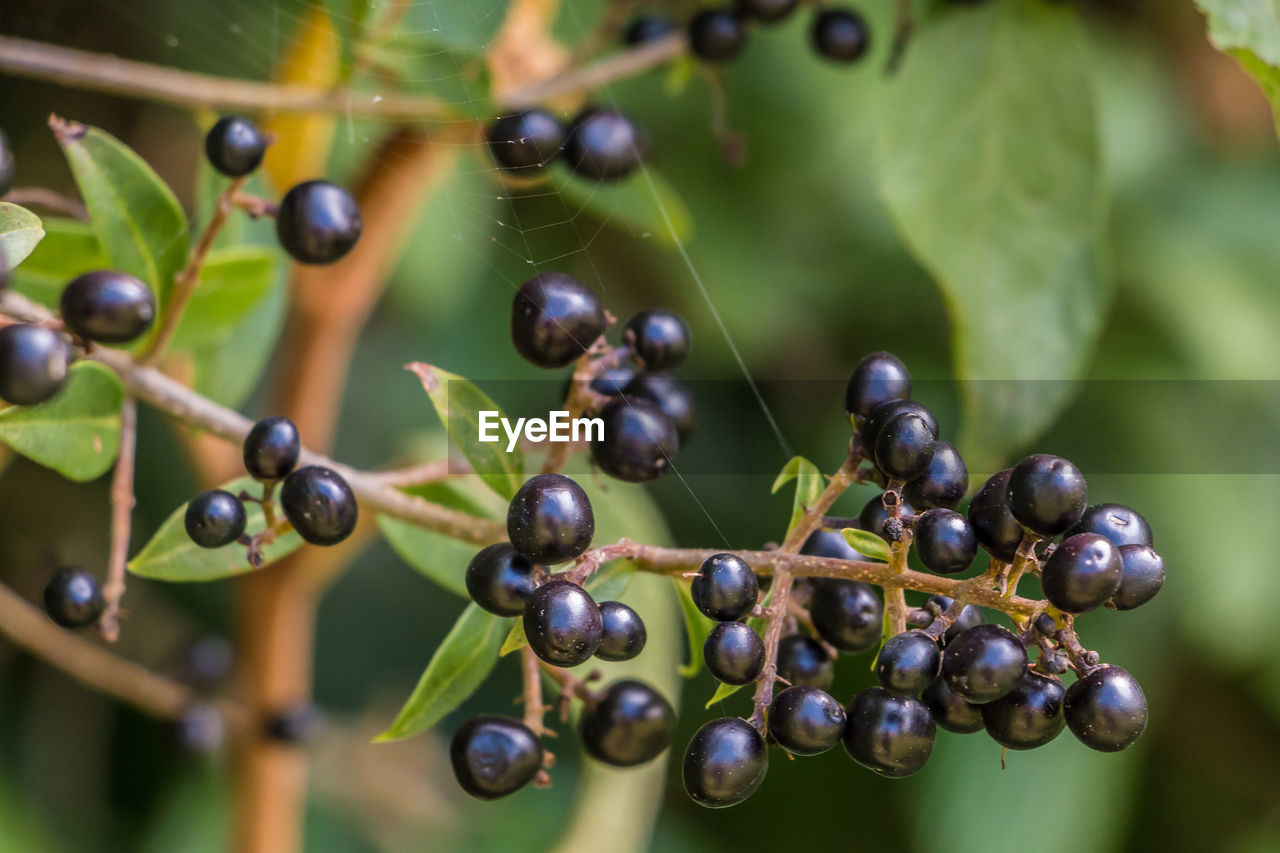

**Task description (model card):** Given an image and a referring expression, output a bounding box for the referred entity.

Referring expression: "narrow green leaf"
[550,166,694,247]
[772,455,823,538]
[406,363,524,500]
[841,527,890,562]
[170,246,279,351]
[375,603,509,741]
[0,203,45,269]
[674,579,711,678]
[191,272,288,408]
[9,217,108,308]
[0,362,122,481]
[499,621,526,658]
[128,476,303,581]
[377,481,495,598]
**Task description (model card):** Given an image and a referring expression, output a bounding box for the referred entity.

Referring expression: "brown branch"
[96,397,137,642]
[2,186,88,220]
[500,31,685,108]
[521,645,551,736]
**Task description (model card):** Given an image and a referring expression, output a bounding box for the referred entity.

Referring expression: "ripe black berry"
[967,469,1023,562]
[623,309,690,370]
[596,600,647,661]
[590,398,678,482]
[204,115,266,177]
[875,411,936,481]
[1007,453,1088,537]
[845,351,911,418]
[276,180,362,265]
[279,465,358,546]
[624,372,696,444]
[0,324,72,406]
[809,579,882,652]
[1040,533,1122,614]
[522,579,603,666]
[920,676,983,733]
[691,553,758,621]
[0,128,13,196]
[903,441,968,510]
[263,703,322,743]
[875,630,941,695]
[580,680,675,766]
[242,416,300,481]
[1065,502,1153,548]
[703,621,765,685]
[981,670,1065,750]
[60,270,156,344]
[506,473,595,564]
[914,508,977,575]
[941,624,1027,704]
[767,685,845,755]
[564,108,645,182]
[688,9,748,62]
[776,634,834,689]
[184,489,247,549]
[682,717,768,808]
[450,715,542,800]
[735,0,798,23]
[811,8,870,63]
[586,364,638,397]
[510,271,605,369]
[801,528,868,560]
[842,687,936,777]
[623,15,676,45]
[1063,665,1147,752]
[1111,544,1165,611]
[486,109,564,171]
[465,543,537,617]
[859,493,914,543]
[859,400,938,459]
[43,567,104,629]
[925,595,983,644]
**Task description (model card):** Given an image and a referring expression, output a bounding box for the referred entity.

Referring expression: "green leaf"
[499,620,527,658]
[170,246,279,351]
[191,272,288,408]
[53,118,189,305]
[772,455,823,538]
[128,476,303,581]
[877,1,1106,471]
[377,481,495,597]
[405,363,524,500]
[0,203,45,269]
[841,527,890,562]
[674,578,711,678]
[1229,47,1280,135]
[550,166,694,248]
[375,603,510,741]
[1196,0,1280,66]
[0,362,122,481]
[9,217,108,307]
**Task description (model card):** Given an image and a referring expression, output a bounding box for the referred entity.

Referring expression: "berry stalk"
[96,397,136,642]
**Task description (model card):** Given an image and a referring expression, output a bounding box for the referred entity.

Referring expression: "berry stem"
[883,483,910,637]
[96,396,137,643]
[520,645,552,737]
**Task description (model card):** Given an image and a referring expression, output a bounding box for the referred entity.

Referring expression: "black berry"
[800,528,869,560]
[875,630,942,695]
[981,670,1065,750]
[941,624,1027,704]
[623,309,690,369]
[486,109,564,171]
[1007,453,1088,537]
[511,271,605,369]
[279,465,358,546]
[465,543,537,617]
[0,324,72,406]
[735,0,799,23]
[845,351,910,418]
[859,493,914,543]
[60,270,156,344]
[506,473,595,564]
[859,399,938,458]
[204,115,266,177]
[590,397,678,482]
[522,579,603,667]
[682,717,768,808]
[1111,544,1165,611]
[903,441,968,510]
[1063,665,1147,752]
[42,567,104,629]
[842,686,936,777]
[586,364,638,397]
[688,9,748,62]
[811,8,870,63]
[243,416,300,481]
[920,676,983,733]
[875,411,936,481]
[596,600,647,661]
[276,180,362,265]
[175,703,227,754]
[184,489,247,549]
[623,15,676,45]
[767,685,845,755]
[263,703,321,743]
[564,108,644,182]
[914,508,977,575]
[967,469,1023,562]
[0,128,13,196]
[691,553,758,621]
[924,595,983,644]
[624,372,696,445]
[1040,533,1122,614]
[580,680,675,766]
[809,579,882,652]
[450,715,542,800]
[1065,502,1153,548]
[776,634,834,690]
[703,621,765,685]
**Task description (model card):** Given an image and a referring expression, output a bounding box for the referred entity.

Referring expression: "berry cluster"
[487,107,646,182]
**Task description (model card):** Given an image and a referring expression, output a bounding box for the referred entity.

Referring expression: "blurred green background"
[1,0,1279,851]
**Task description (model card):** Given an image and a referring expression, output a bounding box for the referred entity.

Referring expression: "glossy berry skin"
[876,630,941,695]
[941,624,1027,704]
[981,670,1065,750]
[623,15,676,45]
[859,494,914,543]
[691,553,758,621]
[845,351,911,418]
[42,567,104,629]
[450,716,542,800]
[810,580,882,652]
[904,441,969,511]
[735,0,798,23]
[204,115,266,177]
[184,490,248,549]
[60,270,156,344]
[1064,665,1147,752]
[967,469,1023,562]
[859,399,938,459]
[522,580,603,666]
[1007,453,1088,537]
[801,528,870,560]
[842,687,936,778]
[920,676,984,733]
[564,108,644,182]
[0,128,13,196]
[279,465,358,546]
[776,635,834,690]
[811,8,870,63]
[596,601,647,661]
[704,621,765,685]
[487,109,564,171]
[624,372,696,445]
[876,411,936,481]
[682,717,768,808]
[507,473,595,564]
[1041,533,1122,614]
[624,309,690,370]
[587,364,638,397]
[925,595,983,645]
[243,416,300,481]
[465,543,537,617]
[1066,502,1153,548]
[590,398,678,482]
[580,680,675,766]
[511,272,605,369]
[1111,544,1165,611]
[688,9,748,62]
[276,180,362,265]
[768,686,845,755]
[0,324,71,406]
[914,508,978,575]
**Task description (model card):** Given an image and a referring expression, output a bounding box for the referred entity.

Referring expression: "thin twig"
[96,397,137,643]
[2,186,88,220]
[500,31,685,108]
[364,459,459,488]
[520,645,551,736]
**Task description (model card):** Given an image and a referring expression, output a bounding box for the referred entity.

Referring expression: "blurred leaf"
[877,0,1106,470]
[129,476,304,581]
[260,6,339,192]
[406,362,524,500]
[375,603,509,741]
[1227,48,1280,134]
[549,166,694,247]
[842,527,890,562]
[772,455,822,538]
[674,579,710,678]
[0,362,122,482]
[9,217,108,307]
[322,0,377,75]
[0,203,44,269]
[191,271,288,408]
[377,481,493,597]
[1196,0,1280,64]
[170,247,279,351]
